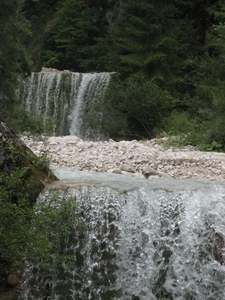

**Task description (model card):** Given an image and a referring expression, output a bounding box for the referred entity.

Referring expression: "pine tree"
[108,0,186,89]
[195,1,225,147]
[23,0,60,70]
[42,0,108,72]
[101,0,190,138]
[0,0,31,111]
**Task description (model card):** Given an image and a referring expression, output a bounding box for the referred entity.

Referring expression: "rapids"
[20,170,225,300]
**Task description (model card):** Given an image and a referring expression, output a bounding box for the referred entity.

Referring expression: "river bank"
[23,136,225,182]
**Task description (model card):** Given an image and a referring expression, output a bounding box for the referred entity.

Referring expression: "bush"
[0,166,38,273]
[92,76,173,140]
[4,104,44,135]
[0,179,79,276]
[26,192,79,270]
[0,132,56,277]
[161,111,194,135]
[156,110,204,148]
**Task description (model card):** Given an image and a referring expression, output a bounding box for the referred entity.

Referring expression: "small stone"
[121,163,135,173]
[142,167,158,178]
[112,169,122,174]
[132,172,145,179]
[7,274,19,286]
[108,168,123,174]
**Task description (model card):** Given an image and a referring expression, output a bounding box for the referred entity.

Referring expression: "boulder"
[0,119,58,187]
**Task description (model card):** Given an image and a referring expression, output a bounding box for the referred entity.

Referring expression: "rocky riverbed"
[23,136,225,182]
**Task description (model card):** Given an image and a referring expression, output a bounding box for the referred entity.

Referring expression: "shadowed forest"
[1,0,225,149]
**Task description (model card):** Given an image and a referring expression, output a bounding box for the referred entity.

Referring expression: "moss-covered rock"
[0,119,58,300]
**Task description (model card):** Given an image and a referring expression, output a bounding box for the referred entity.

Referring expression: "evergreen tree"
[108,0,186,89]
[101,0,190,138]
[23,0,60,70]
[194,1,225,147]
[42,0,109,72]
[0,0,31,112]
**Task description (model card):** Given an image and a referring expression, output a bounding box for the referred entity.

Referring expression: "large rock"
[0,119,58,186]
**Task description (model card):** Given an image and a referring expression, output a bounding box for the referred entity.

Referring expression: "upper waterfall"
[19,69,112,139]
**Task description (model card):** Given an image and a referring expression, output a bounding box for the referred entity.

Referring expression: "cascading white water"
[19,71,112,138]
[20,171,225,300]
[68,72,111,137]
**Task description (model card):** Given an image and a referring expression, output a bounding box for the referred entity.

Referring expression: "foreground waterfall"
[20,171,225,300]
[19,70,112,138]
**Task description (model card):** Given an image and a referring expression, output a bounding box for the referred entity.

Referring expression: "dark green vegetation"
[0,0,224,148]
[26,193,80,270]
[2,0,225,146]
[0,0,44,134]
[0,121,81,295]
[0,120,58,289]
[1,1,225,296]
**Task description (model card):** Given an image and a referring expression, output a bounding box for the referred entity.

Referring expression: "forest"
[1,0,225,150]
[1,0,225,295]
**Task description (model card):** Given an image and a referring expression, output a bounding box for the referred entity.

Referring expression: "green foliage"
[26,193,79,270]
[4,104,45,135]
[23,0,60,70]
[108,0,188,92]
[0,179,79,276]
[0,165,38,272]
[161,111,198,136]
[156,109,225,151]
[0,159,78,275]
[0,0,31,109]
[102,0,207,142]
[42,0,108,72]
[155,110,203,148]
[89,75,173,139]
[200,106,225,150]
[188,1,225,148]
[0,135,56,277]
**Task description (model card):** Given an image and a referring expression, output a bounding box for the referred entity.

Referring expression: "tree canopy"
[1,0,225,147]
[0,0,31,110]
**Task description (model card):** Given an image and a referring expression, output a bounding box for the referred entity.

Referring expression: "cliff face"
[0,119,58,300]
